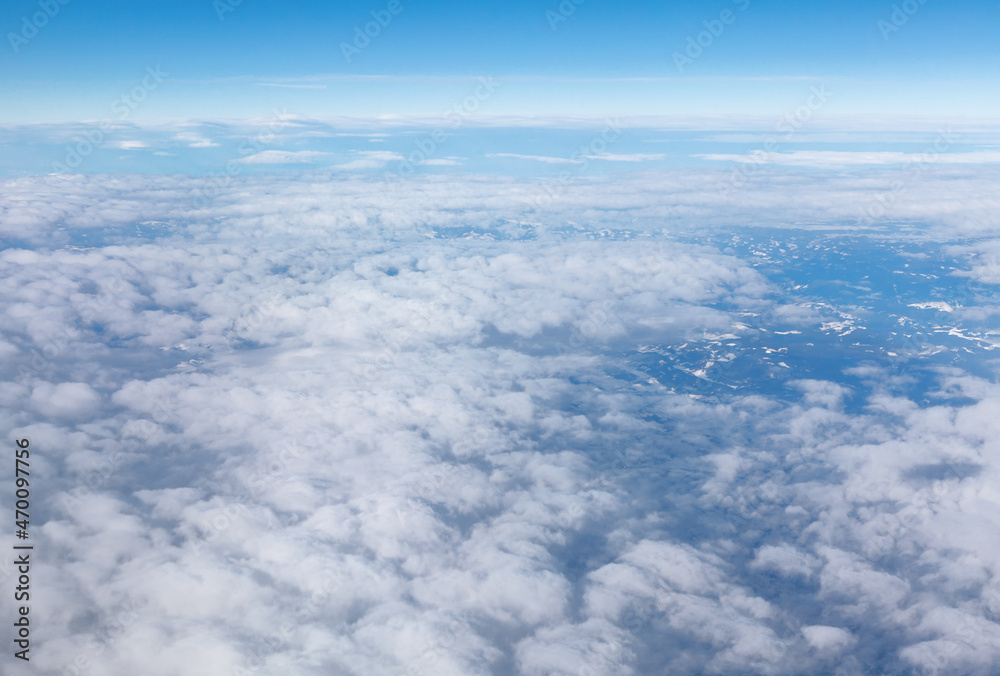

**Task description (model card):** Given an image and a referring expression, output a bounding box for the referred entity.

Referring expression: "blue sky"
[2,0,999,177]
[2,0,999,122]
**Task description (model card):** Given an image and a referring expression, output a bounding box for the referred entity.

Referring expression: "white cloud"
[255,83,328,89]
[788,379,850,409]
[3,167,1000,675]
[330,151,405,170]
[750,544,820,578]
[352,150,405,162]
[801,625,855,653]
[332,159,384,169]
[235,150,333,164]
[696,150,1000,167]
[175,131,219,148]
[0,173,776,674]
[29,381,101,420]
[486,153,583,164]
[582,153,665,162]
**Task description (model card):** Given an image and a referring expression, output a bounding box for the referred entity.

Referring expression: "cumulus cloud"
[29,382,101,420]
[801,625,855,653]
[2,167,1000,675]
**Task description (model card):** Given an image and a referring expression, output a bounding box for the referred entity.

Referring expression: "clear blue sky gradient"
[1,0,999,122]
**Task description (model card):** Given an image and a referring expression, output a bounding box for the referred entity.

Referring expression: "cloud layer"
[1,168,1000,674]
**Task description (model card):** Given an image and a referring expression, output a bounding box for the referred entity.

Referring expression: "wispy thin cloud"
[696,150,1000,167]
[255,83,328,90]
[582,153,665,162]
[177,74,834,86]
[175,131,219,148]
[332,150,406,170]
[235,150,332,164]
[487,153,583,164]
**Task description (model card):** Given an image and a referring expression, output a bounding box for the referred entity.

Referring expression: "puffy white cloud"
[788,379,850,410]
[750,544,820,579]
[2,167,1000,675]
[801,625,855,653]
[0,165,996,246]
[29,381,101,420]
